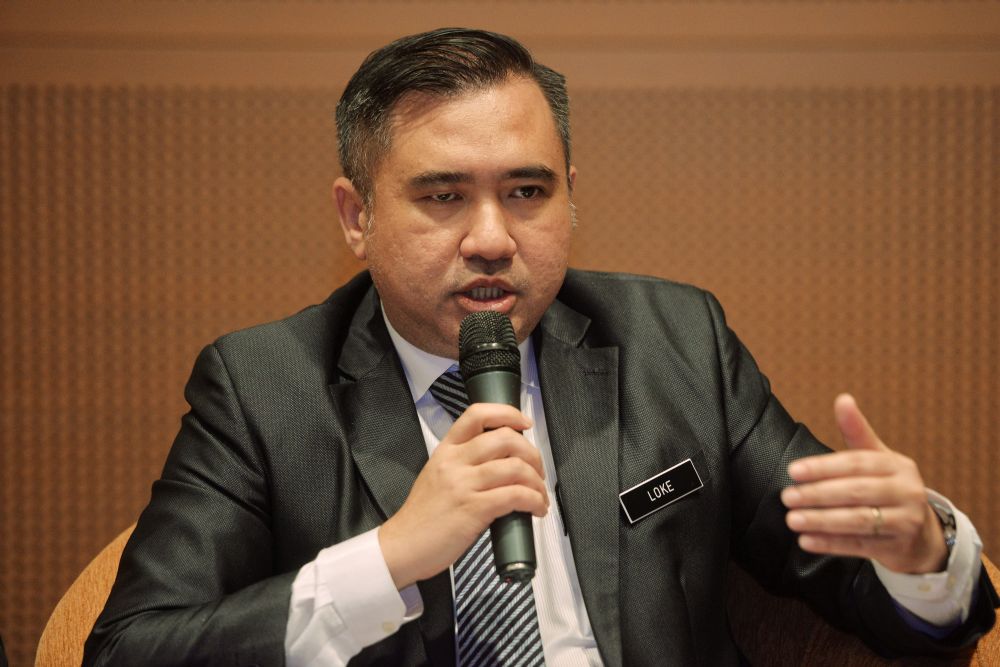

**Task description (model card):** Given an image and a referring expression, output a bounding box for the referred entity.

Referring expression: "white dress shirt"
[285,312,982,666]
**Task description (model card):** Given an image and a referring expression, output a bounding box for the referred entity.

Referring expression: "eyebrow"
[409,171,472,188]
[408,165,558,189]
[506,165,557,182]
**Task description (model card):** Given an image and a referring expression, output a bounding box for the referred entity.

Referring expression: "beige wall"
[2,2,999,664]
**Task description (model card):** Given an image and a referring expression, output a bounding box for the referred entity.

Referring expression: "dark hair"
[335,27,571,205]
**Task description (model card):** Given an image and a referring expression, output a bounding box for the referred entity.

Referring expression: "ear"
[333,176,369,260]
[567,165,577,192]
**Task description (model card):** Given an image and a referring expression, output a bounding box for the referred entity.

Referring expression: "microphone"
[459,311,536,583]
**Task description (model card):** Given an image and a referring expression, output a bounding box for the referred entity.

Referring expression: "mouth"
[466,286,506,301]
[456,282,517,313]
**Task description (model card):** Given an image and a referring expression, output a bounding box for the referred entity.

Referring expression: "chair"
[35,523,999,666]
[728,556,1000,666]
[35,524,135,667]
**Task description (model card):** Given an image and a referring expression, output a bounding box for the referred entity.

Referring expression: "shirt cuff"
[285,527,424,666]
[872,490,982,629]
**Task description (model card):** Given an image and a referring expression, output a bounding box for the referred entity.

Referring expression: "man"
[85,28,996,666]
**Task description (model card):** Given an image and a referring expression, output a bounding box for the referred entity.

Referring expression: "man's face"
[335,77,576,358]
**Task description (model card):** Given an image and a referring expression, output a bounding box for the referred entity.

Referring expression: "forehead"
[378,78,564,176]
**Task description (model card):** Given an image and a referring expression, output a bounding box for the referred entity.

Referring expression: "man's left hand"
[781,393,948,574]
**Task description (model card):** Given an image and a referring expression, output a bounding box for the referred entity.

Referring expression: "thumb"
[834,393,888,452]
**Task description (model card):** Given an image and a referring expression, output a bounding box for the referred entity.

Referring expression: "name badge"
[619,458,704,524]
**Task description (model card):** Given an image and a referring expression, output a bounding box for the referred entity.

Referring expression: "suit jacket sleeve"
[83,342,294,667]
[708,290,998,657]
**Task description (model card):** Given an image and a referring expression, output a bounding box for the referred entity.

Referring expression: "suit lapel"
[331,287,455,665]
[536,299,623,667]
[335,287,426,524]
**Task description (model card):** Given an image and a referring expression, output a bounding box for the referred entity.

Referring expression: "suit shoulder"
[560,268,720,332]
[207,271,372,382]
[564,268,708,299]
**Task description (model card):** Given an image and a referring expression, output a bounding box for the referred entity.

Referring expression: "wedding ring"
[870,506,884,536]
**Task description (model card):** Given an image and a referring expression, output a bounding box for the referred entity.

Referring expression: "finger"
[477,485,549,518]
[446,403,533,443]
[834,393,888,452]
[460,429,545,478]
[780,477,905,509]
[471,457,549,503]
[786,506,901,536]
[787,450,897,482]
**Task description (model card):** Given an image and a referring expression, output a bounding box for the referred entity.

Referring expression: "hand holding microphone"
[378,312,547,590]
[459,311,537,582]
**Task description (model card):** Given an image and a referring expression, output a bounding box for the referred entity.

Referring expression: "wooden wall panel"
[2,2,998,664]
[569,84,998,521]
[0,84,362,664]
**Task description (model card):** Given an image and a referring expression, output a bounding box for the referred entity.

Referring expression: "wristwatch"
[928,498,958,557]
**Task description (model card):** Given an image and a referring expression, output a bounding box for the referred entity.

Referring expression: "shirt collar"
[381,305,538,402]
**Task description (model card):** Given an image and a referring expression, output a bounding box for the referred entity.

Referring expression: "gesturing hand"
[781,394,947,574]
[379,403,549,590]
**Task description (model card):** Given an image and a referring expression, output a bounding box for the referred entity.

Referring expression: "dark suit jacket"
[84,270,996,666]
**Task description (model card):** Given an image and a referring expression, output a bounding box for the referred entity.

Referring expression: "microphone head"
[458,311,520,379]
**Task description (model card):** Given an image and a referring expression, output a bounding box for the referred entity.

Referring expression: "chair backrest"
[35,524,998,666]
[728,555,1000,666]
[35,524,135,667]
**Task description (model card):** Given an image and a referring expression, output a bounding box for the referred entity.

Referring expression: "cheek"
[525,227,572,275]
[372,233,458,290]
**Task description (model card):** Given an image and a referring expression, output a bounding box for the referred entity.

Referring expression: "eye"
[511,185,544,200]
[428,192,461,203]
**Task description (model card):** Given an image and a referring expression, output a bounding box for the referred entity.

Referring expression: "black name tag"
[619,458,704,524]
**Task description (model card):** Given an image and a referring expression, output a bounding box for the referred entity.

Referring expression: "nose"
[459,200,517,262]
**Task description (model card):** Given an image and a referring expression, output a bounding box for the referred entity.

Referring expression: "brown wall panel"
[0,84,364,663]
[2,2,998,664]
[569,85,998,521]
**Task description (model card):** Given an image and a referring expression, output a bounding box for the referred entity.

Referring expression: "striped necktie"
[429,369,546,666]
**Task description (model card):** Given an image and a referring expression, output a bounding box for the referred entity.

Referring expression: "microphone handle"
[464,370,537,582]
